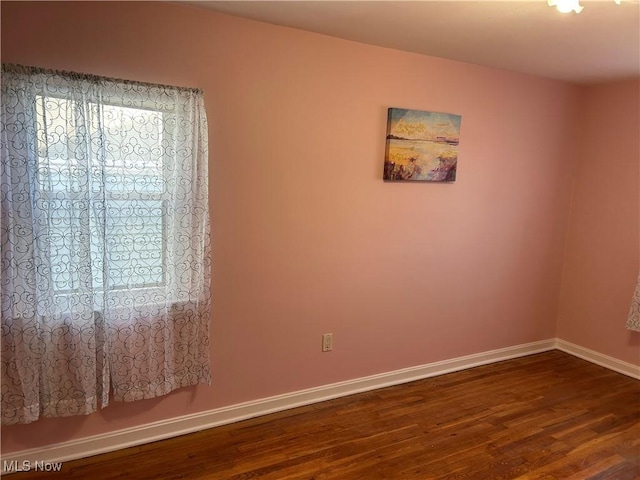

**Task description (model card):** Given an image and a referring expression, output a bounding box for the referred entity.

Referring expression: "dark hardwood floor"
[8,351,640,479]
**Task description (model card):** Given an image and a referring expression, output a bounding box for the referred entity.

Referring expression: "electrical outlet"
[322,333,333,352]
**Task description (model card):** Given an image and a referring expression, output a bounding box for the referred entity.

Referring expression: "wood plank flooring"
[8,351,640,479]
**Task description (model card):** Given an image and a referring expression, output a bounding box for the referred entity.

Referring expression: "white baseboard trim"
[2,339,556,470]
[555,338,640,380]
[12,338,640,469]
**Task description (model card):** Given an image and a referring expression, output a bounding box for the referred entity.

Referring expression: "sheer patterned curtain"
[627,273,640,332]
[1,64,211,425]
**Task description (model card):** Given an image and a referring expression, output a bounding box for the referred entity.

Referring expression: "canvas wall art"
[384,107,462,182]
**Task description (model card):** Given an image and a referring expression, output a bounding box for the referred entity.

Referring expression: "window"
[1,64,211,425]
[36,96,166,295]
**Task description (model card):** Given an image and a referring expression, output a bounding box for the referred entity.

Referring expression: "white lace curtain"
[1,64,211,425]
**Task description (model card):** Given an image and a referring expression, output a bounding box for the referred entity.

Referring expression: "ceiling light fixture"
[548,0,623,13]
[548,0,584,13]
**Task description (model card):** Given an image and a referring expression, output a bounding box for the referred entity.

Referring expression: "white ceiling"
[186,0,640,85]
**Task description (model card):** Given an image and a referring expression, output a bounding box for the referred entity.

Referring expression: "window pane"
[36,96,166,294]
[36,96,81,193]
[97,104,164,196]
[104,199,164,289]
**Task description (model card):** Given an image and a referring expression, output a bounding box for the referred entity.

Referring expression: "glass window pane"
[95,104,164,195]
[105,199,164,289]
[37,97,166,295]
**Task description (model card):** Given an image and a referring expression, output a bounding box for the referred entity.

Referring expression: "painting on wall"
[384,107,462,182]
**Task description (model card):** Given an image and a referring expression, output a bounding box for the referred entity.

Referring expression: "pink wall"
[556,79,640,363]
[1,1,580,453]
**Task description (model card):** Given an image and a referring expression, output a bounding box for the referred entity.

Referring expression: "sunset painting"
[384,107,462,182]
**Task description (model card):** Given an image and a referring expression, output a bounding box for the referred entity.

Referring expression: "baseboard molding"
[8,338,640,470]
[2,339,556,470]
[555,338,640,380]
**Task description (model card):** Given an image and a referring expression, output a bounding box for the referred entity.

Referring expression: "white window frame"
[33,90,177,310]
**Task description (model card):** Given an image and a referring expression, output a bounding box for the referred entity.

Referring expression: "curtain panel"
[627,273,640,332]
[1,64,211,425]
